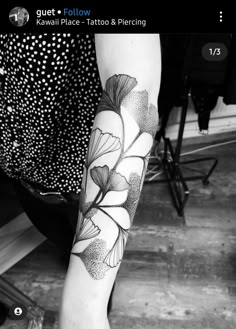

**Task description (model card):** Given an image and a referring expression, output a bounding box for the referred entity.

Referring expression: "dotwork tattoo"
[71,74,158,279]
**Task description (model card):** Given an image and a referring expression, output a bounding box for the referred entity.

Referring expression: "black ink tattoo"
[122,90,159,137]
[97,75,137,115]
[72,74,158,280]
[123,173,142,224]
[72,239,110,280]
[85,128,121,169]
[104,226,129,268]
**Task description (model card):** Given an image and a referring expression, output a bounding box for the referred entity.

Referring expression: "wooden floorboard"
[0,136,236,328]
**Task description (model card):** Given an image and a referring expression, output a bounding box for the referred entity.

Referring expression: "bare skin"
[59,34,161,329]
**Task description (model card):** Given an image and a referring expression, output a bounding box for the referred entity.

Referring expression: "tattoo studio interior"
[0,33,236,329]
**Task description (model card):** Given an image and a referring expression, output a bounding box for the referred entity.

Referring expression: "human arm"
[59,33,161,329]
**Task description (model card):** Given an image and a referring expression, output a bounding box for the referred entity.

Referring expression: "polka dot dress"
[0,33,102,193]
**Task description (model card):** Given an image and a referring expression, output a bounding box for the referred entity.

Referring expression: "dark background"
[0,2,234,33]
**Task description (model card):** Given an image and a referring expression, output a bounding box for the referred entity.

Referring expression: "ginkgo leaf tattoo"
[71,74,158,280]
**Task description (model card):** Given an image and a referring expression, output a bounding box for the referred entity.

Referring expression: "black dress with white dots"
[0,33,102,193]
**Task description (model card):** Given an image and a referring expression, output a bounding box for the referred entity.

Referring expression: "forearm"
[59,34,161,329]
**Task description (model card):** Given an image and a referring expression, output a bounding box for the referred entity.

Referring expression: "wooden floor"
[1,133,236,329]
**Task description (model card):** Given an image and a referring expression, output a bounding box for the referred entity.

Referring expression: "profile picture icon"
[9,7,29,27]
[14,307,23,315]
[9,303,27,320]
